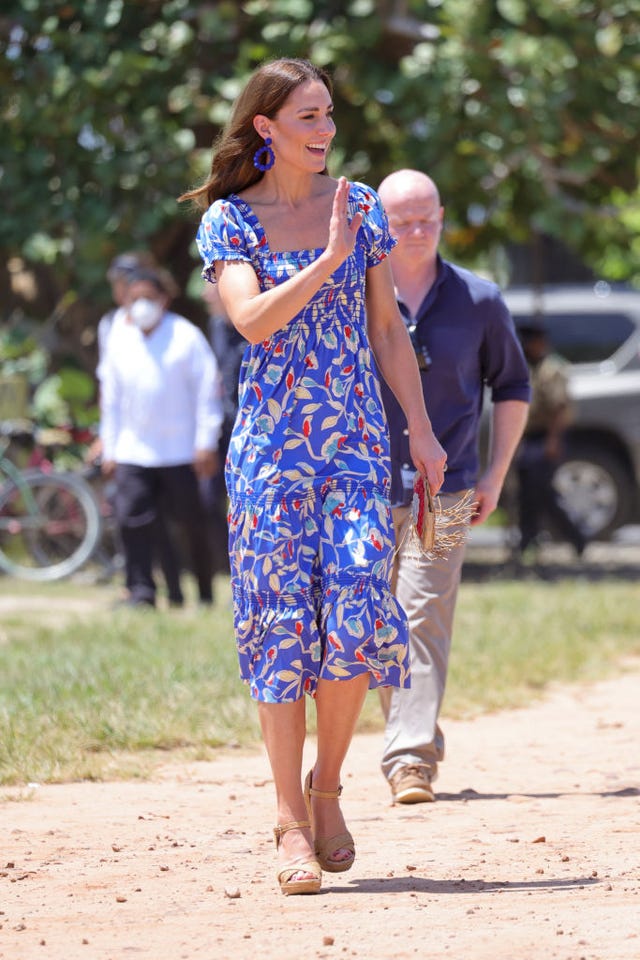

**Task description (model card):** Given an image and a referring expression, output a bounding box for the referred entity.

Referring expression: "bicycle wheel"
[0,469,102,581]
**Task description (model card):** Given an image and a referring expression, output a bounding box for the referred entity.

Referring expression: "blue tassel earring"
[253,137,275,172]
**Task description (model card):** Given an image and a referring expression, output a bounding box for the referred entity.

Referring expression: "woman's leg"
[311,673,370,858]
[257,699,316,877]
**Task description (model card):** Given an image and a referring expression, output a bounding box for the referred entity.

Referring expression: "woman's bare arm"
[215,177,362,344]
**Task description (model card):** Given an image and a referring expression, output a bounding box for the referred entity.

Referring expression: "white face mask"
[129,297,163,332]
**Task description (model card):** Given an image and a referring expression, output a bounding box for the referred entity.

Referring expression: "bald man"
[377,169,530,803]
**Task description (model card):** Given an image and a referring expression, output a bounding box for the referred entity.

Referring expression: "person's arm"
[98,350,120,477]
[365,257,447,494]
[215,177,362,344]
[472,399,529,525]
[544,403,572,461]
[542,367,573,461]
[473,291,531,523]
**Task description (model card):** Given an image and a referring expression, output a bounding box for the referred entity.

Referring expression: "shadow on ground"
[462,527,640,583]
[463,557,640,583]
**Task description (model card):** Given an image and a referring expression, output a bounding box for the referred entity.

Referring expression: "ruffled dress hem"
[234,577,411,703]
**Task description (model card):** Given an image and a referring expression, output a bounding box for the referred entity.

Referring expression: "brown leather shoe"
[390,764,435,804]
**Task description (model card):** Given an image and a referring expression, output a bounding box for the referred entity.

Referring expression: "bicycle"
[0,422,103,582]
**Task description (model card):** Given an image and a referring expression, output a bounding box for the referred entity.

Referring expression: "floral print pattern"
[196,182,410,702]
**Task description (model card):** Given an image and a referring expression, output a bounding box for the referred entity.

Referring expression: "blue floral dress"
[196,181,410,702]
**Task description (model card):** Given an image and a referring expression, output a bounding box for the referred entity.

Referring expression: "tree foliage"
[1,0,639,365]
[383,0,640,283]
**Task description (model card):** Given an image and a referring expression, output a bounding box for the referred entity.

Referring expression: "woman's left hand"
[409,424,448,496]
[325,177,363,269]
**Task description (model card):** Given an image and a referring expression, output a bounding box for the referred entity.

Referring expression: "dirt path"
[2,666,639,960]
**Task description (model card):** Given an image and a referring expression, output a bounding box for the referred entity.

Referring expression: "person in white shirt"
[99,268,223,607]
[92,253,186,603]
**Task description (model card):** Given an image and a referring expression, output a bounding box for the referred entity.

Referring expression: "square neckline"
[229,192,328,258]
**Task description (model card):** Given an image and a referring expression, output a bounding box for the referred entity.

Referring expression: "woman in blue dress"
[180,58,446,896]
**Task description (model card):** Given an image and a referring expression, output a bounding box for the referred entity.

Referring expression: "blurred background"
[1,0,639,553]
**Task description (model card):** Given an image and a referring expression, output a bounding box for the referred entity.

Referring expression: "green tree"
[1,0,638,371]
[380,0,640,283]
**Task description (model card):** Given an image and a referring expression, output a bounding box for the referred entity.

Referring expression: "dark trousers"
[151,514,184,604]
[199,467,230,575]
[115,463,213,605]
[516,441,586,556]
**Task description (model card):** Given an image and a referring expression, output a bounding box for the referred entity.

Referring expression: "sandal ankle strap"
[273,819,311,847]
[308,783,343,800]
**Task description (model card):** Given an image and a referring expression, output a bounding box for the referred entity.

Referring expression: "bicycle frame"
[0,447,41,519]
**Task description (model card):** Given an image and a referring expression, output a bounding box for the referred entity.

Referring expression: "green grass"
[443,579,640,716]
[1,574,639,785]
[0,576,261,785]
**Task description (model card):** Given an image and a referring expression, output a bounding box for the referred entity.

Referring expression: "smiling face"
[255,79,336,173]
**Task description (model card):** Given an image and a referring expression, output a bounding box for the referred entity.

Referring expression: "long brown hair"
[178,58,333,211]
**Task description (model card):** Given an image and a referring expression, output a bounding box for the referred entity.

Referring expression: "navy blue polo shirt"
[379,256,531,506]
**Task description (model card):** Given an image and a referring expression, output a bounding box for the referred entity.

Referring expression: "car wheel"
[552,445,634,540]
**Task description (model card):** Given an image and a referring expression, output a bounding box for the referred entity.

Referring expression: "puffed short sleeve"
[196,199,253,283]
[349,182,397,268]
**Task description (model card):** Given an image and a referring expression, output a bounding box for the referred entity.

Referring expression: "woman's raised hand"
[326,177,363,267]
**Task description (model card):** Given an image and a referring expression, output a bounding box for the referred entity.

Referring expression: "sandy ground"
[2,664,639,960]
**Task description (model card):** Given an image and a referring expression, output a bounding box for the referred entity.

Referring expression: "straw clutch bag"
[411,473,437,552]
[401,473,477,559]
